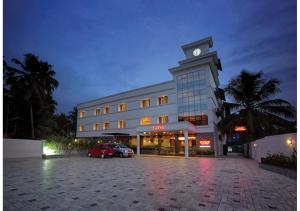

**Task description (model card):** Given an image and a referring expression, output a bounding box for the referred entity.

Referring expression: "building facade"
[76,37,224,157]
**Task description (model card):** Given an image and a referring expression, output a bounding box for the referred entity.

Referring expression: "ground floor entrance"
[134,122,216,158]
[130,133,215,157]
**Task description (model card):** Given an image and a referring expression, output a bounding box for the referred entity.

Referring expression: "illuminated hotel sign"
[234,126,247,132]
[152,124,165,131]
[198,136,212,148]
[199,140,210,145]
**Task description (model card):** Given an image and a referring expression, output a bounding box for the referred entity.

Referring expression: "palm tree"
[7,54,58,139]
[218,70,296,144]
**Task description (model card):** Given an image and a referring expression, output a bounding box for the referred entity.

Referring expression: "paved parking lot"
[4,156,296,211]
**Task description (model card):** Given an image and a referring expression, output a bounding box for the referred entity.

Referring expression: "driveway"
[4,156,296,210]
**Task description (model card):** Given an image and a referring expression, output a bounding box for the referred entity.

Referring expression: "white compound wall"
[4,138,43,159]
[249,133,297,162]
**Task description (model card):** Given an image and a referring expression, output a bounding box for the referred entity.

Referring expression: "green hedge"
[189,147,214,155]
[261,150,297,170]
[44,136,95,155]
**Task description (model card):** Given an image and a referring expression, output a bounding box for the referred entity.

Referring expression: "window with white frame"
[118,103,127,112]
[94,108,101,115]
[103,122,110,130]
[79,111,86,118]
[103,106,110,114]
[93,123,100,131]
[118,120,126,128]
[140,99,150,108]
[157,96,168,105]
[158,115,168,124]
[79,124,85,131]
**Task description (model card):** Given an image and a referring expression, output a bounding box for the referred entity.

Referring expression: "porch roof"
[135,121,196,133]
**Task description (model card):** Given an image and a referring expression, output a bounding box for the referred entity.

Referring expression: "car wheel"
[119,153,123,158]
[101,154,105,159]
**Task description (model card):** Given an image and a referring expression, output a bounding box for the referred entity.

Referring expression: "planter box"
[259,163,296,180]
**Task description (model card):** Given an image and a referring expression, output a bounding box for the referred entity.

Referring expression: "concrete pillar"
[184,130,189,158]
[213,132,218,157]
[137,133,140,156]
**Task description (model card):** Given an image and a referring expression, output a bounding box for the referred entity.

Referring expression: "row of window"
[79,116,169,132]
[79,96,168,118]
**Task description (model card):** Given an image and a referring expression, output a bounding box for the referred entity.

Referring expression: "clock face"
[193,48,201,56]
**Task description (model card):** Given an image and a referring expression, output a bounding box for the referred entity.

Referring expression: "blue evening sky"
[4,0,296,113]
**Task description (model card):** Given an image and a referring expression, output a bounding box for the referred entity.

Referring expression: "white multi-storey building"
[76,37,224,157]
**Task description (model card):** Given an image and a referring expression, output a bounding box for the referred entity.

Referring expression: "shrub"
[261,150,297,170]
[196,148,214,155]
[44,136,92,155]
[189,147,214,156]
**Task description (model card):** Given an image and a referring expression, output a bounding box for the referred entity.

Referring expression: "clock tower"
[181,36,213,59]
[168,36,223,156]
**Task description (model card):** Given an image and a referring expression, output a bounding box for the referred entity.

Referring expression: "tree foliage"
[4,54,59,139]
[217,70,296,144]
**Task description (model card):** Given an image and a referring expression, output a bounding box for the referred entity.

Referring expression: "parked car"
[87,144,115,158]
[110,143,134,158]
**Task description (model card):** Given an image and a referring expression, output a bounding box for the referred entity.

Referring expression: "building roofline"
[168,52,219,74]
[181,36,213,50]
[77,80,174,108]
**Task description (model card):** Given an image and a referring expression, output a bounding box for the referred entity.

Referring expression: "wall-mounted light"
[286,138,293,146]
[253,143,257,148]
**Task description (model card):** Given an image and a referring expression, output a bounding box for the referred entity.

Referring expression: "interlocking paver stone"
[4,156,296,210]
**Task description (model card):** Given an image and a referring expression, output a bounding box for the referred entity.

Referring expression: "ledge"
[259,163,296,180]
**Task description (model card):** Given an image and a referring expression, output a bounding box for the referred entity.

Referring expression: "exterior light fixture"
[253,143,257,147]
[286,138,293,145]
[43,146,56,156]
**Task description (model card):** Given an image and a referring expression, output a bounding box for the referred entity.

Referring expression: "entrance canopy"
[135,122,196,158]
[136,121,196,134]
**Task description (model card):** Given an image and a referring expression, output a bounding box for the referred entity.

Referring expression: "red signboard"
[152,125,165,131]
[198,135,212,148]
[199,140,210,145]
[234,126,247,132]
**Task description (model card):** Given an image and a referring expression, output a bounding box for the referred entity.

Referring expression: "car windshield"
[117,144,127,148]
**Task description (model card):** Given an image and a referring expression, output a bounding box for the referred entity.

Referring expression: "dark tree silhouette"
[52,107,77,137]
[217,70,296,144]
[4,54,59,139]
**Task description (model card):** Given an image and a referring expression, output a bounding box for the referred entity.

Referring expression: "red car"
[87,144,116,158]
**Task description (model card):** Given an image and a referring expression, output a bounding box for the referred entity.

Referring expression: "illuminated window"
[103,106,110,114]
[94,108,101,115]
[118,103,127,112]
[93,123,100,131]
[140,99,150,108]
[178,114,208,126]
[157,96,168,105]
[103,122,110,130]
[158,115,168,124]
[118,120,126,128]
[79,111,85,118]
[79,124,85,131]
[140,117,151,125]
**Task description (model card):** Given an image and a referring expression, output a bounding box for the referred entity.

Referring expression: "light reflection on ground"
[4,156,297,210]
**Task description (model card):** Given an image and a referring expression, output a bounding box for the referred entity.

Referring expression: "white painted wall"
[249,133,297,162]
[77,81,178,137]
[4,138,43,159]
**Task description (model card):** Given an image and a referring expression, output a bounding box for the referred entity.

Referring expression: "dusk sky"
[4,0,296,113]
